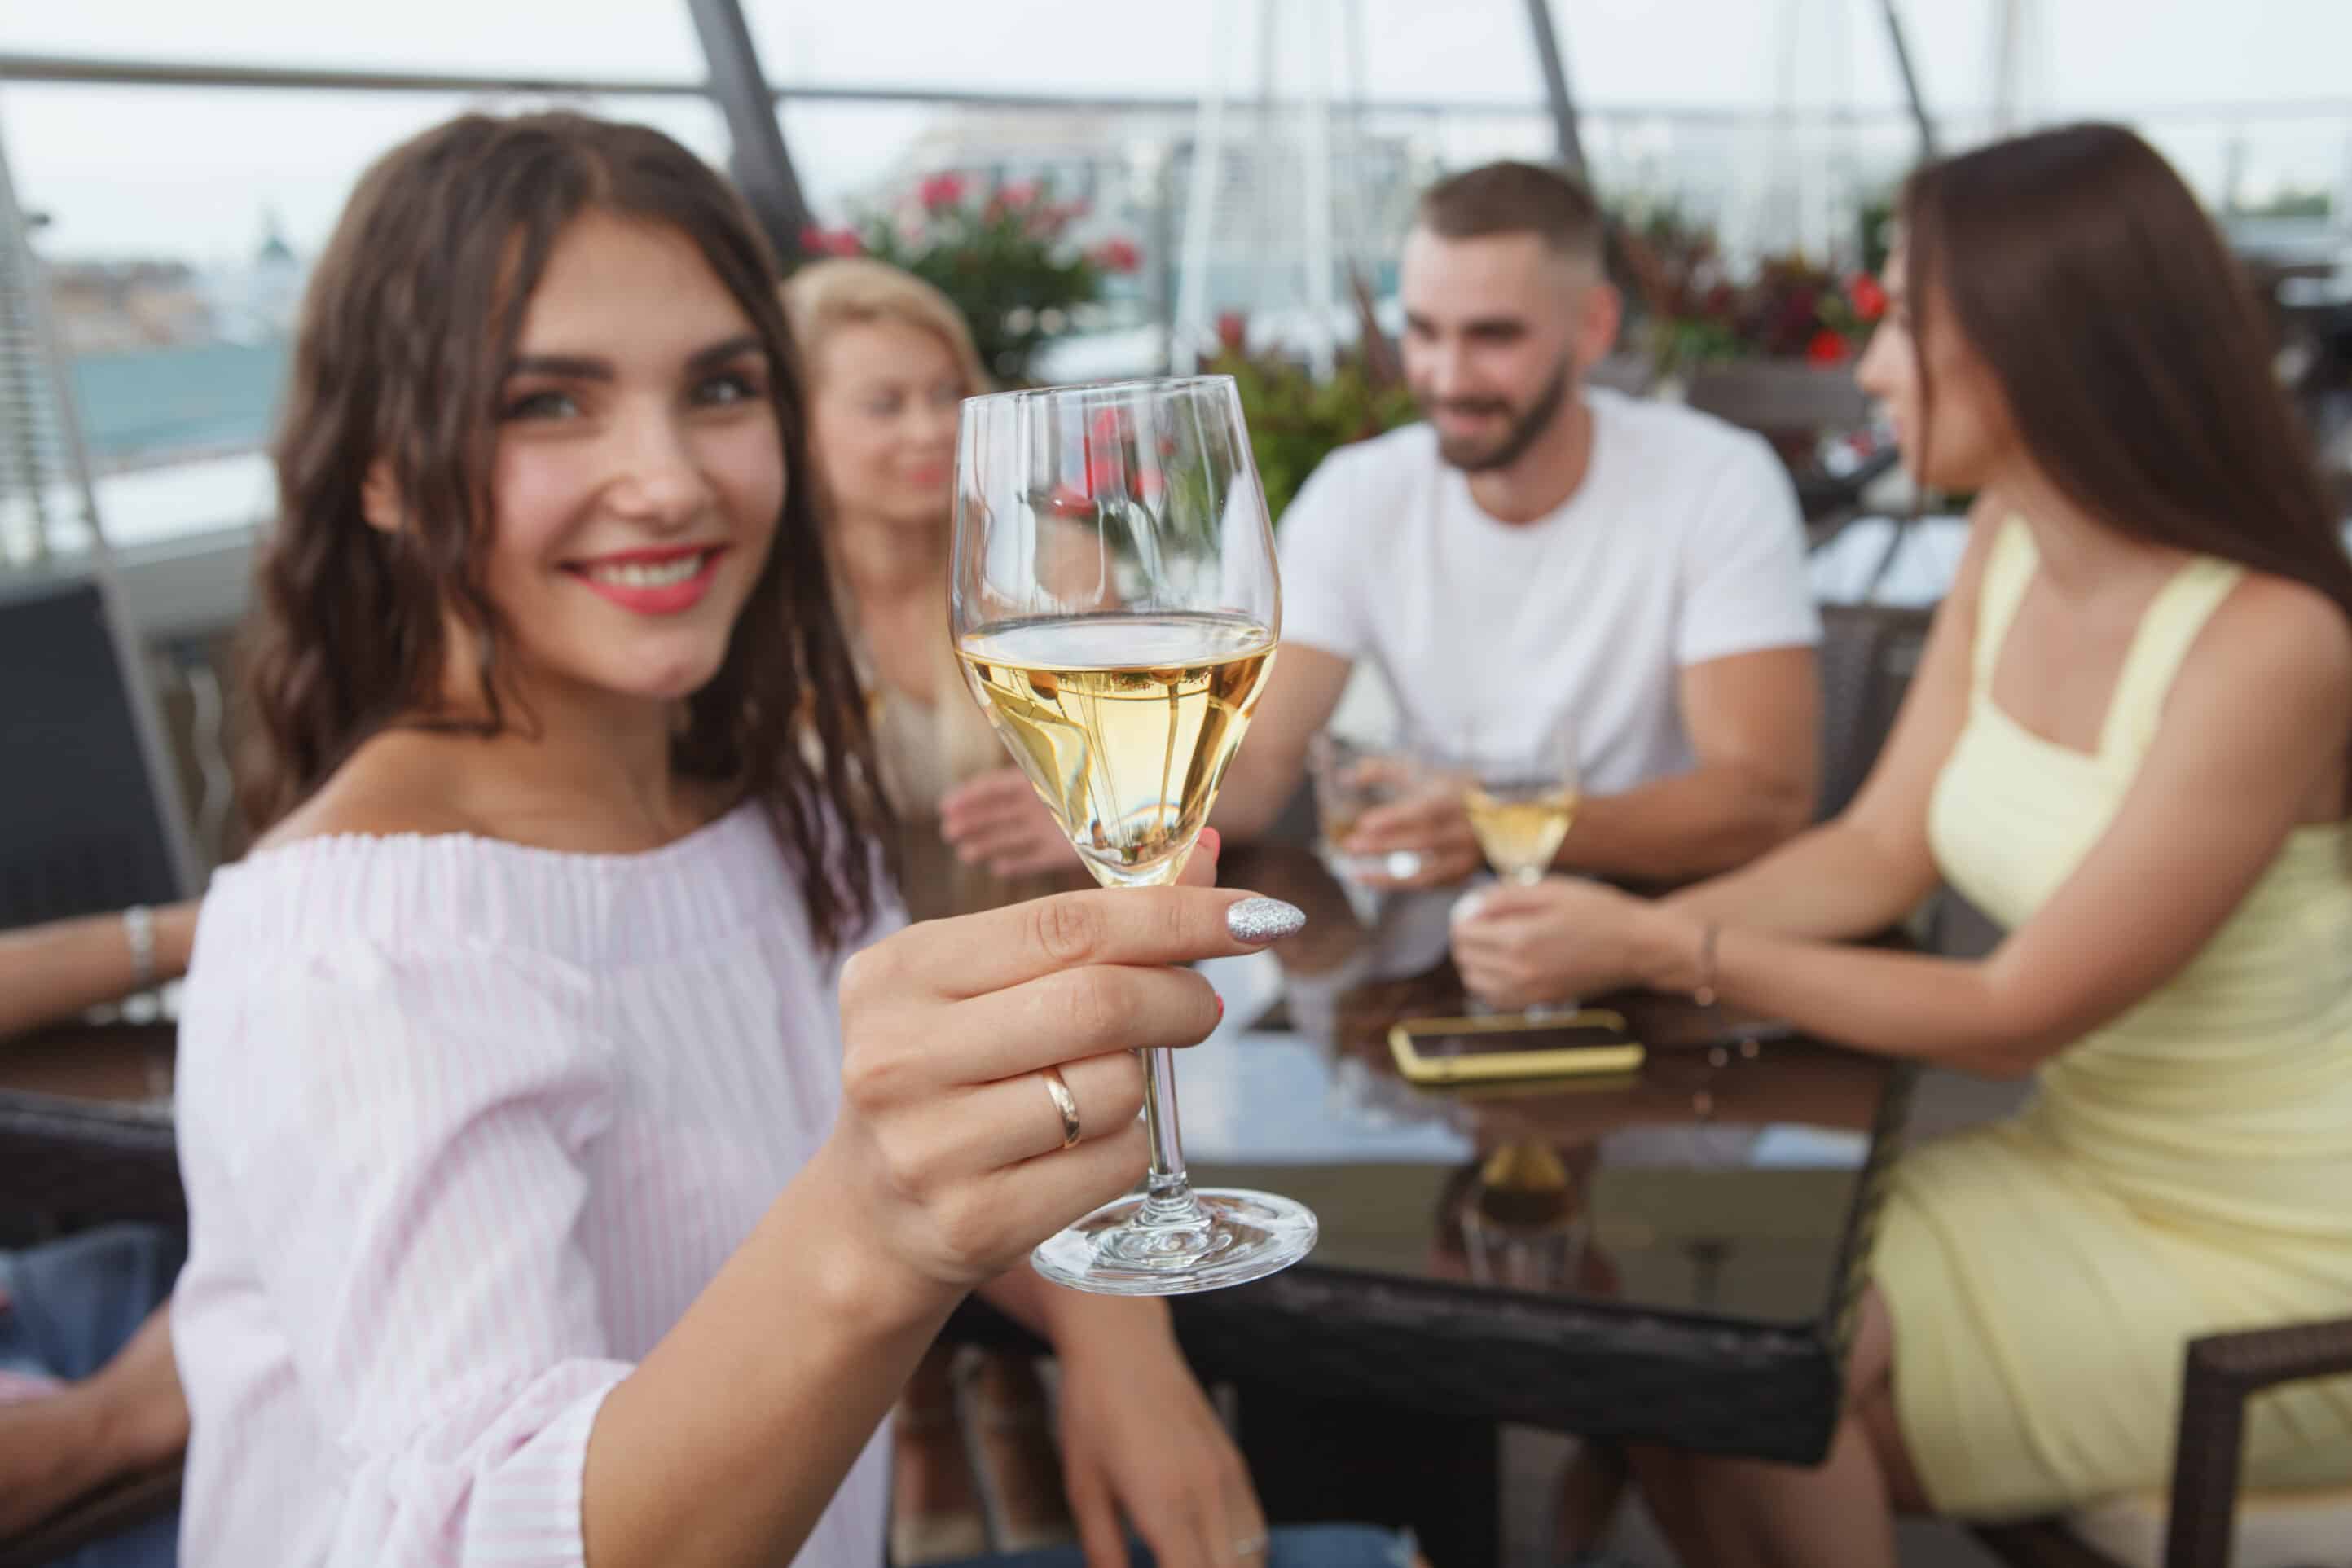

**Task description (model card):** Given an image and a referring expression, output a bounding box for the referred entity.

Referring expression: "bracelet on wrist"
[123,905,158,992]
[1691,921,1721,1008]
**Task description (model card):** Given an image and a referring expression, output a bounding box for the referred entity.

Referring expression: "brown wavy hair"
[1905,124,2352,633]
[239,110,890,947]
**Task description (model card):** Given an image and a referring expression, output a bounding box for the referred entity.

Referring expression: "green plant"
[1612,205,1887,376]
[800,173,1141,385]
[1202,315,1419,525]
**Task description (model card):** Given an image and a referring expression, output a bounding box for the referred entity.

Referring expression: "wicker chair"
[1975,1313,2352,1568]
[1814,600,1932,823]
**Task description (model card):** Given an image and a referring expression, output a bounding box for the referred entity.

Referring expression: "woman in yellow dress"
[1448,122,2352,1564]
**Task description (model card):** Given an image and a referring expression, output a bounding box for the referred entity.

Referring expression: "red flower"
[1089,238,1143,275]
[1805,328,1850,365]
[1216,311,1248,353]
[1848,272,1888,322]
[918,172,965,212]
[998,180,1040,210]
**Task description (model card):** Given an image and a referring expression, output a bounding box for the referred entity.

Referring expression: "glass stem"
[1135,1046,1210,1226]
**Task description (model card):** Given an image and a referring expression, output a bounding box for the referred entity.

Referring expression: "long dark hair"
[1904,123,2352,635]
[239,111,890,949]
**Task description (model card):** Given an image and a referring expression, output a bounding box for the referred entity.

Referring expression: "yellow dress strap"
[2095,555,2245,763]
[1970,516,2040,695]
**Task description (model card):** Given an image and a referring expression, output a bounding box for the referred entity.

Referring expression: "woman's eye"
[696,371,763,407]
[864,393,903,417]
[502,389,578,421]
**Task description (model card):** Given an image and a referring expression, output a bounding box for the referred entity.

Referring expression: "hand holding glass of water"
[951,375,1318,1295]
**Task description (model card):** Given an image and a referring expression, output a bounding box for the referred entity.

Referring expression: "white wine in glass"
[1450,714,1582,889]
[1464,781,1580,886]
[959,613,1273,889]
[952,375,1318,1295]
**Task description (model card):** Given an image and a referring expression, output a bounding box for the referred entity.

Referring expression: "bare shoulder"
[253,730,493,854]
[2199,572,2352,698]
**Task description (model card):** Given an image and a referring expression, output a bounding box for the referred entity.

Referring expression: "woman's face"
[1855,239,2015,493]
[468,209,785,708]
[807,316,965,538]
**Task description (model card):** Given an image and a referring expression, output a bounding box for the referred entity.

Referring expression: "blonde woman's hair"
[781,257,991,397]
[780,257,1017,900]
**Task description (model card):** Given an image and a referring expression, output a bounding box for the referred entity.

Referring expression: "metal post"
[1878,0,1938,160]
[1521,0,1586,176]
[1301,0,1338,378]
[1174,0,1233,367]
[684,0,814,268]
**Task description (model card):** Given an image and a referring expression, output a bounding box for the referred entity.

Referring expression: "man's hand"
[1339,784,1484,889]
[0,1302,186,1539]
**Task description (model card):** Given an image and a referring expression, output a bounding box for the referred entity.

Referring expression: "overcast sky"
[5,0,2349,261]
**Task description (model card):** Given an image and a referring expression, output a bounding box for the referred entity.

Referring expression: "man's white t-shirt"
[1276,387,1820,795]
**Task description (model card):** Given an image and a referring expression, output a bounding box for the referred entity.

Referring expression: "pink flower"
[1025,201,1074,238]
[918,172,965,212]
[1805,328,1850,365]
[1089,237,1143,275]
[998,180,1040,210]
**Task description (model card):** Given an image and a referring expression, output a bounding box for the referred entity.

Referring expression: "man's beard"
[1422,354,1576,473]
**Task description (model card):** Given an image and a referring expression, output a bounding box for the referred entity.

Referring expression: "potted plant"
[799,173,1142,385]
[1201,312,1420,525]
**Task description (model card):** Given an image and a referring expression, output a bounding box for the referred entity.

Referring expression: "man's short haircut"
[1414,160,1604,267]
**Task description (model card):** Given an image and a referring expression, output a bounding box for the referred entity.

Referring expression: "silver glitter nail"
[1226,897,1307,945]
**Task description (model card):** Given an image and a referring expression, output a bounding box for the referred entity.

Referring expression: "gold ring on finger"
[1040,1065,1081,1149]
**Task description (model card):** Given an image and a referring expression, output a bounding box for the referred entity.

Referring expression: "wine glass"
[1307,730,1427,885]
[950,374,1318,1295]
[1434,714,1581,1016]
[1447,713,1582,889]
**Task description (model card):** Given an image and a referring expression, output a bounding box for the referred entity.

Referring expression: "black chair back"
[0,572,196,928]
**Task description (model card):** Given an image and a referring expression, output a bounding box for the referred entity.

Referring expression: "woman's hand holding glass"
[1449,876,1662,1012]
[820,854,1299,1320]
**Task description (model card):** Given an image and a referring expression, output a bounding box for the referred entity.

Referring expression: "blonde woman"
[785,259,1250,1565]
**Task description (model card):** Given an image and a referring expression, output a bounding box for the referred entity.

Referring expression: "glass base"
[1031,1187,1319,1296]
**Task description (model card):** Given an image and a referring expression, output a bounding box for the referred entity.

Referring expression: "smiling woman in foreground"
[164,111,1404,1568]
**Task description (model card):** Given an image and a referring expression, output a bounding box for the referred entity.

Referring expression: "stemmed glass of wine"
[950,374,1318,1294]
